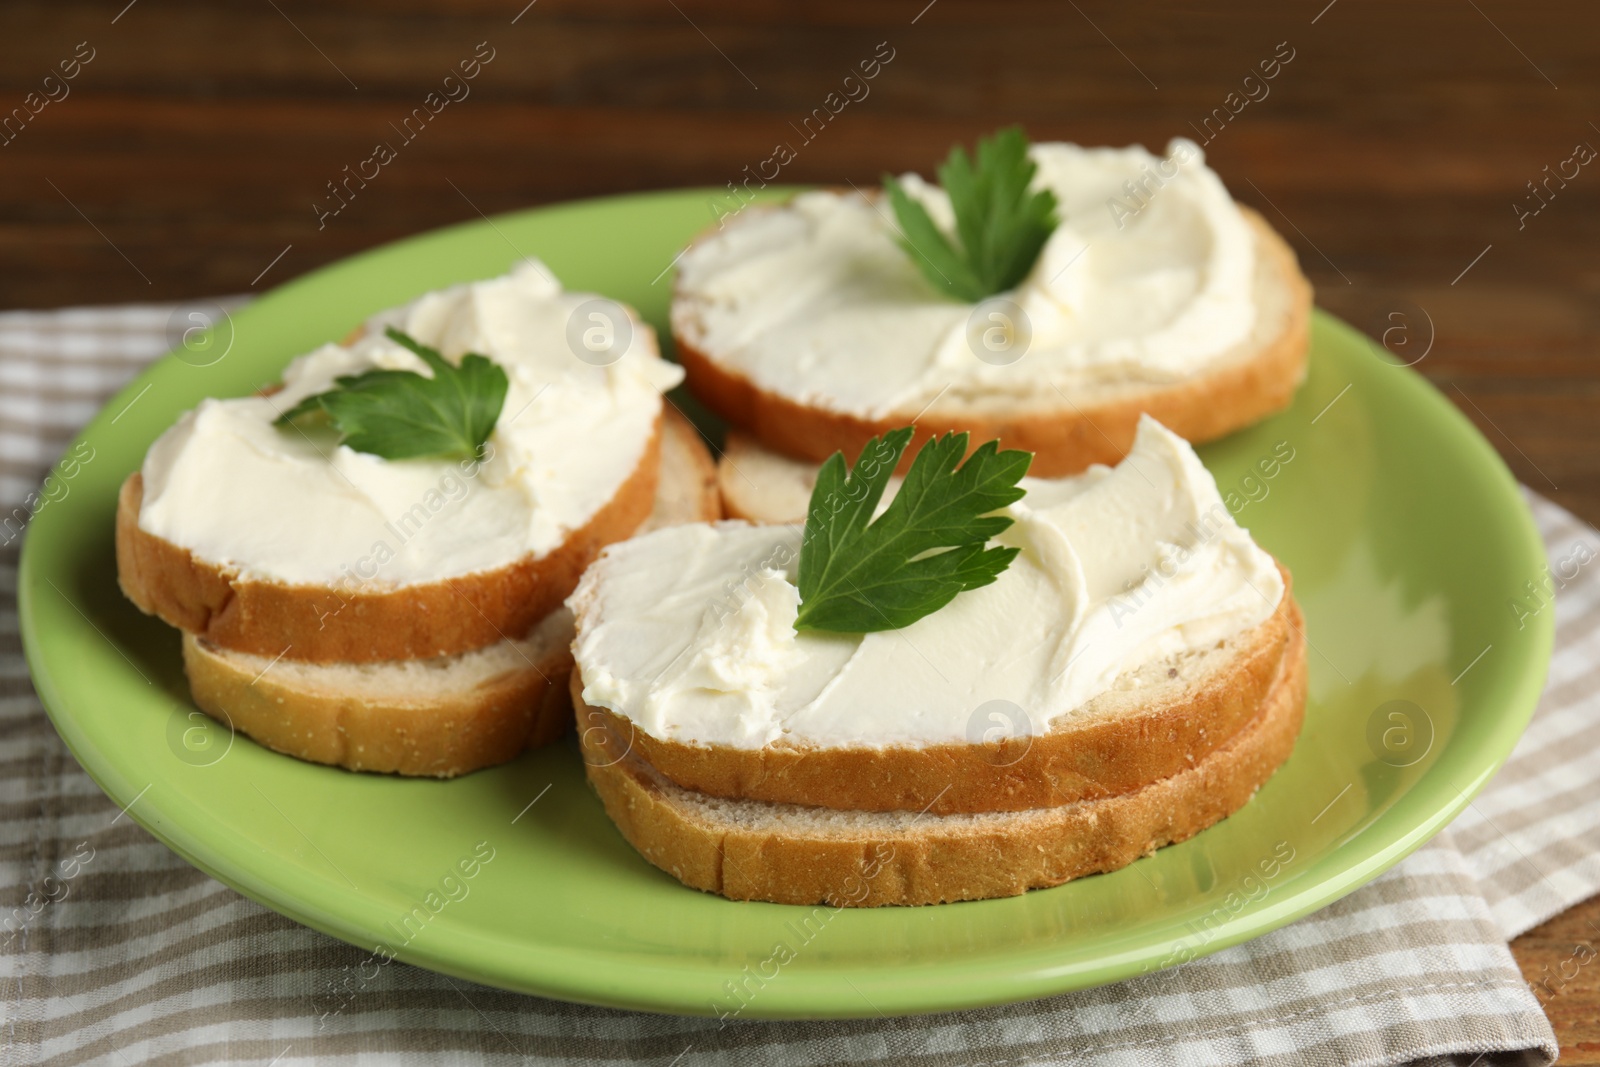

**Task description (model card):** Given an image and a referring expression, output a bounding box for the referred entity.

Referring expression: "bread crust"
[177,410,721,776]
[183,632,575,778]
[116,414,663,663]
[675,208,1312,478]
[579,612,1306,906]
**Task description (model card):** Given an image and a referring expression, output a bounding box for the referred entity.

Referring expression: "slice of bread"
[718,429,859,524]
[578,612,1306,906]
[181,409,721,777]
[116,413,662,664]
[583,577,1299,814]
[638,406,722,536]
[676,207,1311,478]
[184,608,577,778]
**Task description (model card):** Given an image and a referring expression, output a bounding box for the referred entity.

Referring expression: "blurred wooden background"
[2,0,1597,1055]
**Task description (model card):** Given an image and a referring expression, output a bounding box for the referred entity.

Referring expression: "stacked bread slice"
[569,421,1308,906]
[167,410,718,777]
[572,562,1305,908]
[575,616,1303,906]
[117,265,719,776]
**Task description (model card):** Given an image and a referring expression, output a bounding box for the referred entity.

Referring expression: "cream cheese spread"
[138,260,684,586]
[672,139,1257,418]
[571,417,1283,748]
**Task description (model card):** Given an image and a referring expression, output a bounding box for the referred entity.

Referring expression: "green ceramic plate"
[19,190,1552,1019]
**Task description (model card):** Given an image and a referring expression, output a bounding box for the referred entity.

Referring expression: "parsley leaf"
[275,327,508,461]
[793,428,1032,634]
[883,126,1060,302]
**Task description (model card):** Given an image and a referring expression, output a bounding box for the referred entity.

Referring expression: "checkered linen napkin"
[3,301,1595,1067]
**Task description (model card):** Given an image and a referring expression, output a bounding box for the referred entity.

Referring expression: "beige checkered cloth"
[3,302,1595,1067]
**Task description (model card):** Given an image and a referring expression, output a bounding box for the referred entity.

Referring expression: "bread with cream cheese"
[117,266,678,664]
[675,205,1310,479]
[579,569,1297,814]
[577,611,1305,906]
[116,427,660,664]
[179,408,719,777]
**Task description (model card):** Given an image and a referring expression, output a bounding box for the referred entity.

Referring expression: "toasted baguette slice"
[718,430,850,524]
[185,609,576,778]
[677,207,1310,478]
[579,615,1306,906]
[638,407,722,536]
[180,410,720,777]
[117,413,663,665]
[586,579,1300,815]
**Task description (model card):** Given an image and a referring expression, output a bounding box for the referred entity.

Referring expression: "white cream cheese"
[672,139,1257,418]
[571,417,1283,748]
[138,260,684,585]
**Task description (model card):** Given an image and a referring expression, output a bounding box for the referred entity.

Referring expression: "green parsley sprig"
[275,327,508,461]
[884,126,1060,303]
[793,428,1032,634]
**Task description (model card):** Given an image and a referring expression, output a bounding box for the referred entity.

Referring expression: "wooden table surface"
[3,0,1597,1057]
